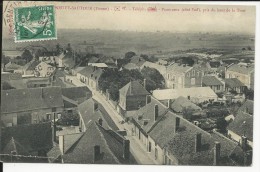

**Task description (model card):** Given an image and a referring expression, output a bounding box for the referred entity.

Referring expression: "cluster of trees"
[99,67,165,101]
[99,69,143,101]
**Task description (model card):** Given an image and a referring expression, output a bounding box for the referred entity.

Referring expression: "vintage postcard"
[0,1,256,167]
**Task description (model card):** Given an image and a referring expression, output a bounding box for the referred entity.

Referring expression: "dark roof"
[238,100,254,115]
[88,56,99,63]
[1,87,64,114]
[2,137,30,155]
[1,122,53,152]
[171,96,202,113]
[130,56,145,65]
[24,60,41,71]
[167,63,192,74]
[224,78,246,88]
[202,76,224,86]
[78,66,95,77]
[61,86,92,103]
[63,58,76,68]
[91,68,103,81]
[62,122,136,164]
[119,80,150,97]
[133,97,168,133]
[62,122,120,164]
[123,63,140,70]
[78,98,118,130]
[227,64,254,75]
[227,111,253,141]
[133,97,244,165]
[1,73,23,81]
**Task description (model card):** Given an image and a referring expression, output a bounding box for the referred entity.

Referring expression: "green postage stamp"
[14,5,57,42]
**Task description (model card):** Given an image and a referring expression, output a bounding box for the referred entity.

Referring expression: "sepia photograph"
[0,1,258,170]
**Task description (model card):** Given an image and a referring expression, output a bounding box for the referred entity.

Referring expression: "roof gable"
[119,80,150,97]
[202,76,224,86]
[1,87,64,114]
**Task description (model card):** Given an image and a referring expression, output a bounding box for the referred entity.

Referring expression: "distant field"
[2,29,255,59]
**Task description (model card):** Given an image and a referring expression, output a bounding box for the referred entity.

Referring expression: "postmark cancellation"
[14,5,57,43]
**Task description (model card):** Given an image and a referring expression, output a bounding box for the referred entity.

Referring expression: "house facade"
[165,63,203,89]
[224,78,247,93]
[225,64,254,90]
[1,87,64,127]
[118,80,150,118]
[202,75,225,93]
[34,61,55,77]
[131,96,246,165]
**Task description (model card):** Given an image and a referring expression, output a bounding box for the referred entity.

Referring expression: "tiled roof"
[88,56,99,63]
[134,97,244,165]
[202,76,224,86]
[23,60,41,71]
[119,80,150,97]
[227,111,253,141]
[2,137,29,155]
[167,63,192,74]
[227,64,254,75]
[62,122,120,164]
[78,98,118,130]
[123,63,140,70]
[224,78,246,88]
[3,50,24,58]
[133,97,168,133]
[5,62,23,69]
[171,96,202,113]
[1,87,64,114]
[238,100,254,115]
[130,56,145,65]
[78,66,95,77]
[1,73,23,81]
[193,62,211,72]
[61,86,92,103]
[63,58,76,68]
[1,122,53,152]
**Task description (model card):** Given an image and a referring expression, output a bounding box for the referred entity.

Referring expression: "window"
[46,114,51,120]
[191,78,195,85]
[187,72,190,77]
[216,85,220,90]
[192,70,195,76]
[148,142,152,152]
[167,74,170,79]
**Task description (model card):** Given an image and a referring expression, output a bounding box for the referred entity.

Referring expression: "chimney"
[129,81,132,95]
[59,135,65,155]
[93,102,98,112]
[195,133,202,153]
[154,104,159,121]
[93,145,100,163]
[146,95,151,104]
[175,117,180,132]
[98,118,103,126]
[213,142,221,166]
[52,113,57,142]
[123,139,130,160]
[167,99,171,108]
[241,136,248,152]
[143,79,147,90]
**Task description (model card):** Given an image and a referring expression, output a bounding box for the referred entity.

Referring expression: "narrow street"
[68,75,160,165]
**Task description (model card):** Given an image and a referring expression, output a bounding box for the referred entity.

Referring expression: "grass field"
[3,29,255,59]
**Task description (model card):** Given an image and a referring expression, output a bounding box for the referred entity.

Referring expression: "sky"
[2,1,256,38]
